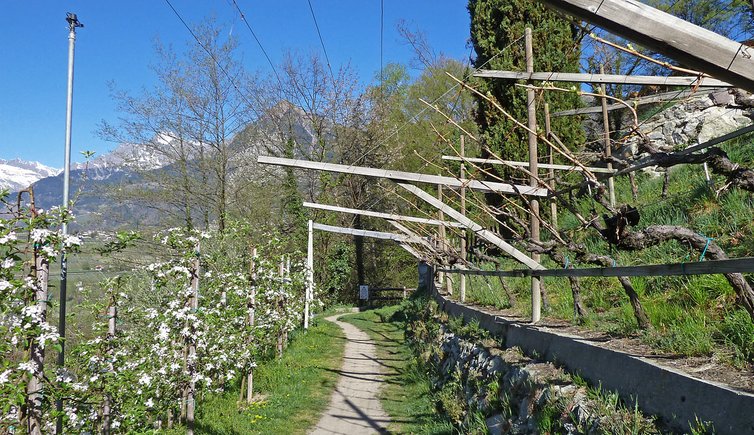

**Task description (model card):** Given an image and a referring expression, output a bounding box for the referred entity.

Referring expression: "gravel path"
[309,313,391,434]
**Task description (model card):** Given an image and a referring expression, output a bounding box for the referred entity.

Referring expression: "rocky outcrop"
[415,322,663,434]
[580,89,754,177]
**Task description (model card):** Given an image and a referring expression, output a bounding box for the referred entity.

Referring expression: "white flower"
[0,369,11,384]
[138,374,152,386]
[63,235,81,247]
[0,280,11,291]
[1,258,14,269]
[0,232,17,244]
[30,229,52,243]
[145,398,154,408]
[18,361,37,374]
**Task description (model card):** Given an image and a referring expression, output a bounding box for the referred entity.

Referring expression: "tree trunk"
[618,225,754,323]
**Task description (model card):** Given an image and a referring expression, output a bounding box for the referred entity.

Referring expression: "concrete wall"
[431,286,754,434]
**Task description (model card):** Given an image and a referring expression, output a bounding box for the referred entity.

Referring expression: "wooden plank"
[398,182,545,270]
[442,156,616,173]
[437,257,754,278]
[474,70,732,87]
[536,0,754,92]
[258,155,549,197]
[552,88,727,117]
[303,201,465,228]
[312,222,407,242]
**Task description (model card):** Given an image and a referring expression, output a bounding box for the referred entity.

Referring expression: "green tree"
[468,0,584,175]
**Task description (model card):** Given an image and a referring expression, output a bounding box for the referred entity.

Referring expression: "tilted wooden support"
[442,155,616,174]
[535,0,754,92]
[257,155,549,197]
[303,201,465,228]
[438,257,754,278]
[473,70,732,87]
[311,222,408,242]
[398,182,545,270]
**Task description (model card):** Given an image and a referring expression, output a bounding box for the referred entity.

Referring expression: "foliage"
[468,0,584,174]
[0,198,312,433]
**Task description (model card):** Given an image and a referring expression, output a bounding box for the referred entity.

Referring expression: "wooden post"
[459,136,467,303]
[437,185,453,295]
[543,103,558,228]
[600,65,616,207]
[186,242,200,435]
[305,220,313,329]
[277,259,285,358]
[26,248,49,435]
[103,290,117,434]
[246,247,257,403]
[525,28,542,323]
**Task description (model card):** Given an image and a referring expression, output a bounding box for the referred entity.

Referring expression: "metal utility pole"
[525,28,542,323]
[57,12,82,435]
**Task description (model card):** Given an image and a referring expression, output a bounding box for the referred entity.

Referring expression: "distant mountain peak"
[0,158,61,192]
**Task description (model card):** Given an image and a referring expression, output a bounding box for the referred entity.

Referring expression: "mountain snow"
[0,159,61,192]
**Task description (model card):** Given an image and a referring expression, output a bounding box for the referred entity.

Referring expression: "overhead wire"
[228,0,283,85]
[305,0,336,82]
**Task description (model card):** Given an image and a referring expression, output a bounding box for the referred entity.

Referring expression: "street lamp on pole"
[56,12,83,435]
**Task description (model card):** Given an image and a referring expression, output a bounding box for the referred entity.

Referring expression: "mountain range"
[1,101,320,230]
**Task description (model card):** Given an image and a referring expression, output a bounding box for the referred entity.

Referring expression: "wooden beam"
[442,155,616,173]
[535,0,754,92]
[552,88,727,117]
[258,155,549,197]
[303,201,465,228]
[398,182,545,270]
[474,70,732,87]
[311,222,407,242]
[438,257,754,278]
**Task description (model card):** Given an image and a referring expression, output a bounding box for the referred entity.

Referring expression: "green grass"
[341,305,455,434]
[459,134,754,367]
[163,317,346,434]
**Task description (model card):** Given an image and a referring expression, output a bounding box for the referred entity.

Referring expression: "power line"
[229,0,283,85]
[306,0,336,82]
[163,0,264,120]
[380,0,384,95]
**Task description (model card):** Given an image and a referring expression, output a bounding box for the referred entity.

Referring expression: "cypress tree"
[468,0,584,184]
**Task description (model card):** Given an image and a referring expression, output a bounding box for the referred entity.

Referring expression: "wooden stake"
[437,185,453,295]
[525,28,542,324]
[459,136,467,303]
[246,247,257,403]
[103,289,117,435]
[26,249,48,435]
[186,242,200,435]
[277,259,285,358]
[543,103,558,228]
[600,65,616,207]
[305,221,313,330]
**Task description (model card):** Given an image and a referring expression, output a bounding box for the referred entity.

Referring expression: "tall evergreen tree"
[468,0,584,183]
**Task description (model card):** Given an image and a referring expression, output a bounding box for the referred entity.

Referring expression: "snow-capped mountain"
[72,141,173,180]
[0,158,61,192]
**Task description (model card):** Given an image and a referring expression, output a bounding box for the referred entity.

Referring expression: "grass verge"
[163,317,346,434]
[341,304,454,434]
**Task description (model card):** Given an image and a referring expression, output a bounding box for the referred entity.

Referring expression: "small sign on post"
[359,285,369,300]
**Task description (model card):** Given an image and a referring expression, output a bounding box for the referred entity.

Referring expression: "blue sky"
[1,1,471,168]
